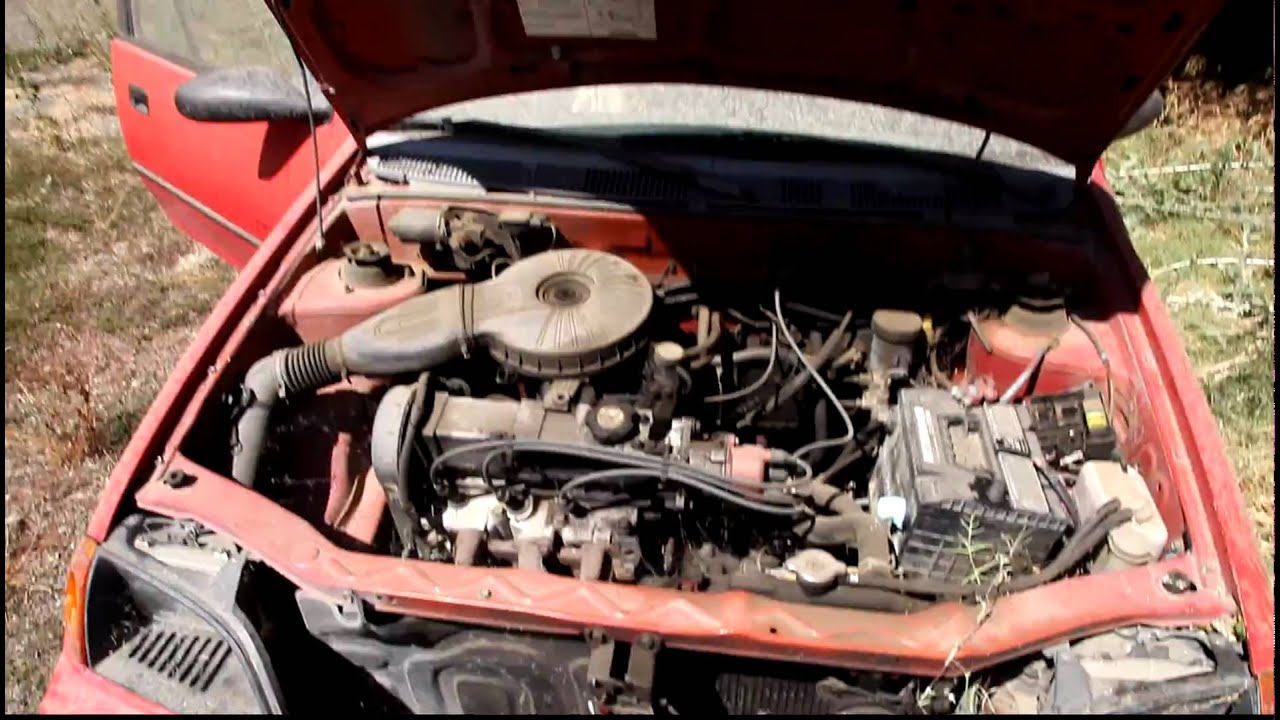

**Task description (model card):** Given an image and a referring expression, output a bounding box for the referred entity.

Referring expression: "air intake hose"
[229,249,653,488]
[232,339,345,488]
[231,282,483,488]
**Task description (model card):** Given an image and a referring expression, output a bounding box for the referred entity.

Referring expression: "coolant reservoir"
[279,241,424,343]
[1075,460,1169,572]
[965,279,1110,398]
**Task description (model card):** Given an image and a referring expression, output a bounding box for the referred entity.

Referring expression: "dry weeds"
[1107,78,1275,577]
[4,55,234,712]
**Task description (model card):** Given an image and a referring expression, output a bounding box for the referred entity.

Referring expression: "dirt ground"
[4,56,234,712]
[3,45,1274,718]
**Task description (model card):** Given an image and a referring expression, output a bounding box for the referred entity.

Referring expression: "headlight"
[83,516,282,714]
[987,625,1255,714]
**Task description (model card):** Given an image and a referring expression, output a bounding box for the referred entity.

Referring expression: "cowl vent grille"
[369,153,1007,219]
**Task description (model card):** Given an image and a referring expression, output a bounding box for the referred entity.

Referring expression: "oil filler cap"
[586,402,638,445]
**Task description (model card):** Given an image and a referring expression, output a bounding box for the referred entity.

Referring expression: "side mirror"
[1113,89,1164,142]
[175,66,333,124]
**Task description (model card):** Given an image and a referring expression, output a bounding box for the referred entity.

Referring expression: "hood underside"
[270,0,1218,168]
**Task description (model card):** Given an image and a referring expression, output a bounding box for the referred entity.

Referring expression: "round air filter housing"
[338,248,654,380]
[479,248,654,377]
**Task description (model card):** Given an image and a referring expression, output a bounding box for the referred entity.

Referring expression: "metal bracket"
[586,630,661,714]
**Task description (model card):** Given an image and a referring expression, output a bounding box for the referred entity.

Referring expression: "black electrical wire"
[429,438,809,507]
[480,448,516,496]
[846,500,1129,600]
[1037,463,1081,527]
[558,467,805,517]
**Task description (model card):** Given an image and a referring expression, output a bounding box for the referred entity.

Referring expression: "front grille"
[92,613,261,713]
[123,621,232,692]
[715,672,839,714]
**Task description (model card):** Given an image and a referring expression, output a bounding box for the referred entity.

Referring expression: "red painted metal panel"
[41,132,356,715]
[110,39,351,268]
[82,135,357,542]
[38,655,169,715]
[1090,184,1276,680]
[135,455,1232,677]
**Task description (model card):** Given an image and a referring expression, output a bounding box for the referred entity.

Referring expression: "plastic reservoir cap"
[871,310,924,344]
[876,495,908,528]
[652,341,685,366]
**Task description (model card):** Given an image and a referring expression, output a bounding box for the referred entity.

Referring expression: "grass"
[1104,77,1275,575]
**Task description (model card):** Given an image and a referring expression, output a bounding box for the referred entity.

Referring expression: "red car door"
[111,0,350,268]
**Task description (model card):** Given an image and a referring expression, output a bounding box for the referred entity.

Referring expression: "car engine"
[228,234,1152,609]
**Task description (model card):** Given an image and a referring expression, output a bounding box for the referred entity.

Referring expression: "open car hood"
[268,0,1218,168]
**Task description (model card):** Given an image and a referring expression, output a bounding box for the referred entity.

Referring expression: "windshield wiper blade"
[392,117,751,201]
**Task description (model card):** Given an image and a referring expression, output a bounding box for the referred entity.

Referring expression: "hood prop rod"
[291,41,327,253]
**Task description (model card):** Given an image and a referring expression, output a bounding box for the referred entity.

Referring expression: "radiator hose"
[232,339,345,488]
[797,482,892,576]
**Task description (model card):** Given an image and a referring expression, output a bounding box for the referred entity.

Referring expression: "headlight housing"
[83,515,282,714]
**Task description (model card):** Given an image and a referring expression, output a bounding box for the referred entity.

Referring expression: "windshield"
[402,84,1075,178]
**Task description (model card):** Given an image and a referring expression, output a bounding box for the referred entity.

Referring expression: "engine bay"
[198,204,1177,612]
[94,194,1272,714]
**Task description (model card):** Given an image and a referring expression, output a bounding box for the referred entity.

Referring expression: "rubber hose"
[753,312,853,419]
[998,504,1130,593]
[231,338,344,488]
[397,373,431,497]
[815,443,865,485]
[686,309,723,369]
[809,420,881,486]
[847,500,1129,600]
[797,483,890,576]
[710,347,775,366]
[800,484,862,544]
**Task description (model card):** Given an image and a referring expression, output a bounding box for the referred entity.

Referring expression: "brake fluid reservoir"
[1075,460,1169,572]
[869,309,922,380]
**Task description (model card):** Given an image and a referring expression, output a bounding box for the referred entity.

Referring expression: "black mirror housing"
[1113,89,1165,142]
[175,66,333,124]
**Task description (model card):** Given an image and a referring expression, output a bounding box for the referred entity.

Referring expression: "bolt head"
[1161,572,1196,594]
[162,470,195,489]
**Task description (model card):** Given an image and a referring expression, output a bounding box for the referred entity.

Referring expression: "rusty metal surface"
[137,454,1232,678]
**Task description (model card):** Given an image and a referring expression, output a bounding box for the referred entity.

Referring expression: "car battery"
[871,388,1073,583]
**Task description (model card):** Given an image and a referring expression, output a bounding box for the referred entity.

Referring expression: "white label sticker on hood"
[518,0,657,40]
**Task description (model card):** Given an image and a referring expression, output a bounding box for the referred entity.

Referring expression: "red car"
[41,0,1272,714]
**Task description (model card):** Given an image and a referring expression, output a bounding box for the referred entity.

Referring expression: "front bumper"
[39,652,169,715]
